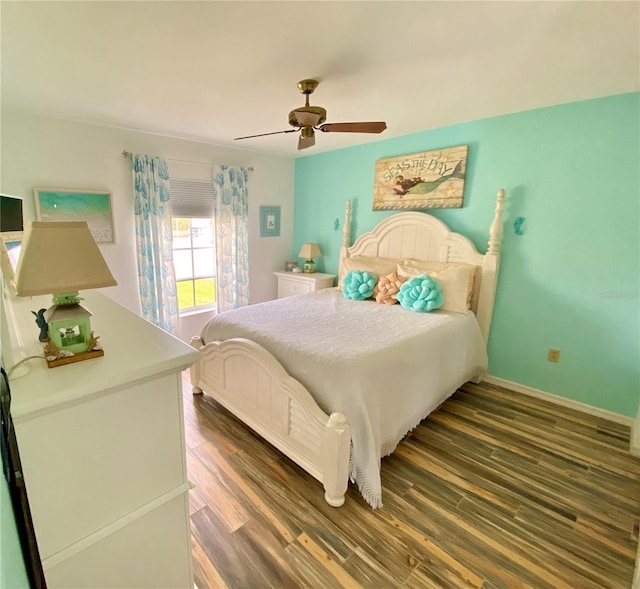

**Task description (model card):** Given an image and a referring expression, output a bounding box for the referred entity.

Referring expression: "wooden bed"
[190,189,505,508]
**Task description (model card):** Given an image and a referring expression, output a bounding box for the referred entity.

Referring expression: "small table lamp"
[15,221,117,368]
[298,242,322,273]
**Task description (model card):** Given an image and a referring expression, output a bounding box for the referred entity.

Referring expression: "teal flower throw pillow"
[397,274,444,312]
[342,270,377,300]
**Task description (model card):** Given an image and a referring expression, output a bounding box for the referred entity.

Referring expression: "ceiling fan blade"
[234,129,297,140]
[319,122,387,134]
[298,131,316,150]
[293,110,322,127]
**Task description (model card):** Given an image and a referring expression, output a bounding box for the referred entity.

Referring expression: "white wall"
[1,112,295,323]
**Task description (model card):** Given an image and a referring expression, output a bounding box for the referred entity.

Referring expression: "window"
[172,217,216,311]
[169,176,217,313]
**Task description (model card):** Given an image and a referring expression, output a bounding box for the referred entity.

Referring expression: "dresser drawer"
[44,492,192,588]
[277,277,313,298]
[16,373,187,559]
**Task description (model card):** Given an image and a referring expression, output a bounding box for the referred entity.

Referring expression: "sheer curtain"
[213,165,249,312]
[131,154,179,334]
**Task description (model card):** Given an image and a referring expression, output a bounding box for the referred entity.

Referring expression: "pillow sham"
[342,270,378,300]
[338,255,401,289]
[397,275,444,312]
[397,260,477,313]
[374,272,407,305]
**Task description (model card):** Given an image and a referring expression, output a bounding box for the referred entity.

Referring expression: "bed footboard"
[189,336,351,507]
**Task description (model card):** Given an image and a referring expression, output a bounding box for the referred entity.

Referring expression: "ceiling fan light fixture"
[289,106,326,128]
[298,127,315,150]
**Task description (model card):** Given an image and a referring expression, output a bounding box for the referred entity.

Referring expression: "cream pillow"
[338,255,401,288]
[396,260,477,313]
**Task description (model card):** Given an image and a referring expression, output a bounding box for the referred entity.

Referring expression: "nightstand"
[274,271,336,299]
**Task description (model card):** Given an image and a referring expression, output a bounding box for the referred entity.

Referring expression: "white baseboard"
[482,375,633,427]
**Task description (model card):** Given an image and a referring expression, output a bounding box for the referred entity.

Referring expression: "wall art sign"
[34,188,115,244]
[373,145,468,210]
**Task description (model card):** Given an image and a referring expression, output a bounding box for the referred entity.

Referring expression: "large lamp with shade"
[15,221,117,368]
[298,242,322,274]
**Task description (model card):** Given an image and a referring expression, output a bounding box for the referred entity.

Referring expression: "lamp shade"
[298,242,322,259]
[15,221,117,296]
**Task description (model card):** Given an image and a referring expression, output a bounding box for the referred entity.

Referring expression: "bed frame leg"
[189,336,204,395]
[322,413,350,507]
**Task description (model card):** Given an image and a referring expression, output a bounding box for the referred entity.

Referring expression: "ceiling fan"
[234,79,387,150]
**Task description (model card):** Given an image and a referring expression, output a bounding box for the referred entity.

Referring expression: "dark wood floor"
[182,376,640,588]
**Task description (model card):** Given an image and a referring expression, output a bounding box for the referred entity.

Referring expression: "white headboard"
[338,190,506,343]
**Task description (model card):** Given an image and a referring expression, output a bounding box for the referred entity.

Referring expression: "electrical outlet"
[548,348,561,363]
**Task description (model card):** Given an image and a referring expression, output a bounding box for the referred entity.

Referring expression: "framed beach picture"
[34,188,115,244]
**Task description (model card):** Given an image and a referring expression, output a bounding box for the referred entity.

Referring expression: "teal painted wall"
[294,93,640,417]
[1,476,30,588]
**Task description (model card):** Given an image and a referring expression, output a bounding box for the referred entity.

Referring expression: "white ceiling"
[2,1,638,158]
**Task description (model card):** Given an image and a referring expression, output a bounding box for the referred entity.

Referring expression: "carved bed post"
[476,189,506,343]
[189,335,204,395]
[338,200,352,281]
[488,188,506,256]
[342,200,352,249]
[322,412,350,507]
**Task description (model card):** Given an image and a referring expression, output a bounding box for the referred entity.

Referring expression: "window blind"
[169,178,215,218]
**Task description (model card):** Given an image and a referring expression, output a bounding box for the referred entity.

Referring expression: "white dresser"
[5,291,200,588]
[274,271,336,299]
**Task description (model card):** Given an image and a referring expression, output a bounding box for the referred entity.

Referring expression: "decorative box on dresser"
[5,291,200,589]
[274,271,336,299]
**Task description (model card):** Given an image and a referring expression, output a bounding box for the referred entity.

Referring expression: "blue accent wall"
[294,93,640,417]
[1,476,29,588]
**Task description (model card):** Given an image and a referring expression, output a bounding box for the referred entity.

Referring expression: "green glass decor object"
[45,303,93,354]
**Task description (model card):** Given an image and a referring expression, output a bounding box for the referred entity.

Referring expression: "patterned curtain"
[213,165,249,311]
[131,154,179,334]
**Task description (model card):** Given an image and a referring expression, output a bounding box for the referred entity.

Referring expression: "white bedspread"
[201,289,487,507]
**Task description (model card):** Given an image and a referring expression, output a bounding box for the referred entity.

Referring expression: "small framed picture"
[260,205,280,237]
[284,261,298,272]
